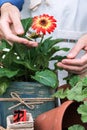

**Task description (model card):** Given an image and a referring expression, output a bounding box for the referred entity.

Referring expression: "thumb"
[67,40,84,59]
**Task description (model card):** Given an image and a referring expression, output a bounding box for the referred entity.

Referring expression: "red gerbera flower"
[32,14,57,35]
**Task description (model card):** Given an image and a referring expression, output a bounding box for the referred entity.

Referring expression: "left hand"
[0,3,38,47]
[57,34,87,74]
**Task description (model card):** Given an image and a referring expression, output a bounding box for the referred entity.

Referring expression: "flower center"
[40,19,47,26]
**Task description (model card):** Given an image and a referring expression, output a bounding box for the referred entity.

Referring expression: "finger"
[10,12,24,35]
[61,59,82,66]
[61,52,87,66]
[67,68,87,75]
[57,62,87,74]
[67,41,85,59]
[6,34,38,47]
[1,20,38,47]
[1,23,37,47]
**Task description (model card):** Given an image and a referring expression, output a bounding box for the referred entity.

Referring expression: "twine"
[0,92,54,110]
[8,92,35,110]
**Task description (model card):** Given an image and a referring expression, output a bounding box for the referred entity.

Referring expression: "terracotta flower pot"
[34,100,87,130]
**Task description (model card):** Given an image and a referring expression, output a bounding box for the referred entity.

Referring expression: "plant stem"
[40,34,44,43]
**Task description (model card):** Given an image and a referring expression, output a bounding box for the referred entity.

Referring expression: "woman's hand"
[0,3,38,47]
[57,34,87,74]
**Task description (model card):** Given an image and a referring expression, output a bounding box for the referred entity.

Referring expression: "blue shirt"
[0,0,24,10]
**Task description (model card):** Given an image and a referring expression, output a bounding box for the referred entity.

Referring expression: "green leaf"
[0,68,19,78]
[77,102,87,123]
[58,47,70,52]
[0,40,6,50]
[2,45,16,67]
[82,77,87,87]
[0,40,11,50]
[14,59,37,71]
[69,75,81,88]
[21,17,32,35]
[0,79,10,95]
[67,82,84,101]
[51,56,66,62]
[41,38,63,54]
[13,43,28,60]
[32,69,58,88]
[53,77,87,102]
[68,124,85,130]
[52,88,69,99]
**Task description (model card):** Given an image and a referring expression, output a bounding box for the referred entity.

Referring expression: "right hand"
[0,3,38,47]
[57,34,87,75]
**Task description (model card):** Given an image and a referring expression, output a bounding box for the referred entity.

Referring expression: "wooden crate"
[7,113,34,130]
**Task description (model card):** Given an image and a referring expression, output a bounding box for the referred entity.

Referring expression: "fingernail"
[57,62,61,66]
[17,29,24,34]
[62,59,67,63]
[67,53,73,57]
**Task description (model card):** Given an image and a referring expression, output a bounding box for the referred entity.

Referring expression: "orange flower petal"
[32,14,57,35]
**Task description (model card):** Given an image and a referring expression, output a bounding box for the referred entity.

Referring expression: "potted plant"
[52,74,87,130]
[0,14,69,95]
[0,14,69,127]
[34,75,87,130]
